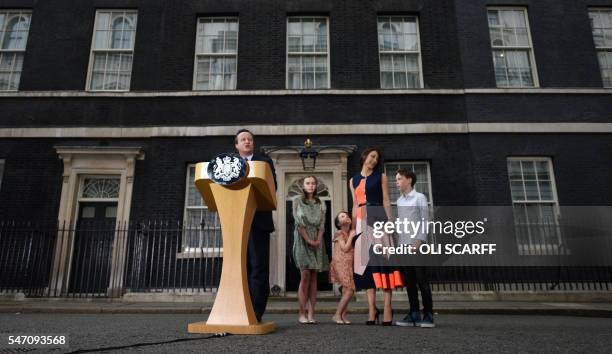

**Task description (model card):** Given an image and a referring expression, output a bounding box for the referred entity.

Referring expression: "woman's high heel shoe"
[365,308,380,325]
[382,309,394,326]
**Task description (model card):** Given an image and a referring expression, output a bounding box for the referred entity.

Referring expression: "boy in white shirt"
[394,169,435,328]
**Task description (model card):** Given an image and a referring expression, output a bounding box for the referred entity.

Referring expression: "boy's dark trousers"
[404,266,433,313]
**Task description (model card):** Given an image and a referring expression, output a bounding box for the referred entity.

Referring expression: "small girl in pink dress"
[329,211,357,324]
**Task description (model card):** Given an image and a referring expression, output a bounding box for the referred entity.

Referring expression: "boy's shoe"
[418,312,435,328]
[395,311,421,327]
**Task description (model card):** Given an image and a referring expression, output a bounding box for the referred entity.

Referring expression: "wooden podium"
[188,158,277,335]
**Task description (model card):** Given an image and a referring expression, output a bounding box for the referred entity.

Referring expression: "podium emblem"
[208,153,249,185]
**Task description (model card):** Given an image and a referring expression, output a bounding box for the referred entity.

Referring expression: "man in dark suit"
[234,129,277,323]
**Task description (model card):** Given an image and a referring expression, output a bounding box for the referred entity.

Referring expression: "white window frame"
[0,10,32,91]
[85,9,138,92]
[180,164,223,258]
[507,157,565,255]
[192,17,239,91]
[286,16,331,89]
[377,15,424,89]
[487,7,539,88]
[588,8,612,88]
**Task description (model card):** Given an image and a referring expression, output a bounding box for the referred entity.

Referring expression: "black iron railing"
[0,219,222,298]
[0,219,610,298]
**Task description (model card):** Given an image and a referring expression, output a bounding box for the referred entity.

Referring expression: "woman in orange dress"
[350,147,403,326]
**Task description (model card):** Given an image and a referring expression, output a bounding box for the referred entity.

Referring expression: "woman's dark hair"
[360,147,383,172]
[397,168,417,187]
[334,211,350,229]
[302,175,321,203]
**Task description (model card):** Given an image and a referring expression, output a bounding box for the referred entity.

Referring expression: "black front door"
[285,200,332,292]
[68,202,117,294]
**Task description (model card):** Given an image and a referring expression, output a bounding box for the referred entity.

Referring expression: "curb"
[1,306,611,318]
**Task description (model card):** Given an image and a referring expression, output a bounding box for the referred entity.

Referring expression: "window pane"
[406,54,418,71]
[120,54,132,71]
[510,181,525,200]
[392,54,406,71]
[288,72,301,89]
[524,181,539,200]
[315,56,326,72]
[521,161,536,180]
[94,30,111,50]
[314,72,327,89]
[508,160,522,180]
[302,35,315,52]
[91,73,104,90]
[288,36,301,52]
[107,52,121,71]
[225,31,238,53]
[535,161,550,180]
[0,52,11,71]
[597,51,612,87]
[303,56,314,72]
[380,71,393,89]
[288,18,301,35]
[302,19,315,36]
[393,72,406,88]
[82,177,120,198]
[95,12,110,31]
[539,181,553,200]
[315,18,327,35]
[380,54,392,71]
[302,72,314,88]
[406,72,419,88]
[104,72,118,90]
[117,72,130,90]
[490,28,503,46]
[401,18,417,34]
[515,27,529,46]
[488,10,500,27]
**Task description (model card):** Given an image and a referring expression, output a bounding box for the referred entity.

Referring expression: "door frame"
[51,146,144,297]
[264,147,355,295]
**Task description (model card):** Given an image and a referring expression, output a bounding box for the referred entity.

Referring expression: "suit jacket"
[250,154,277,233]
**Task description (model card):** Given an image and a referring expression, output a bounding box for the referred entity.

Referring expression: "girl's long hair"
[302,175,321,203]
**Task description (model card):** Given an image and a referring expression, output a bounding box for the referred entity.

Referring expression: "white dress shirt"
[396,188,429,245]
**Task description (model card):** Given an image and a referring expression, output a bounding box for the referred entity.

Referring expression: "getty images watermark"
[352,206,612,267]
[371,217,496,256]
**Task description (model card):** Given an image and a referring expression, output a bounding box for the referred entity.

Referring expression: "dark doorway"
[68,202,117,294]
[285,200,332,292]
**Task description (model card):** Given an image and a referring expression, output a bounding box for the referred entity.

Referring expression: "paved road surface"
[1,313,611,353]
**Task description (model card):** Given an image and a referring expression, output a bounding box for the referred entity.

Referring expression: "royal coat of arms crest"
[207,153,248,185]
